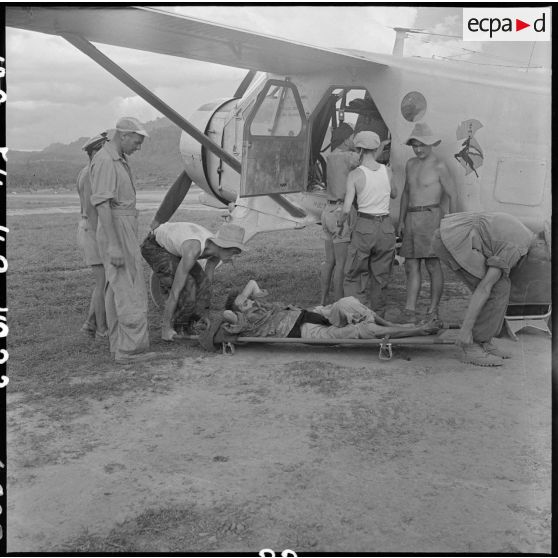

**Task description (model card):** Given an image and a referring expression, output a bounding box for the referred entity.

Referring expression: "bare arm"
[235,280,267,306]
[387,166,397,199]
[203,256,220,284]
[374,314,440,337]
[223,280,265,327]
[76,170,85,215]
[397,162,411,235]
[223,310,238,324]
[96,201,124,267]
[161,239,202,340]
[338,169,358,228]
[456,266,502,347]
[438,161,457,214]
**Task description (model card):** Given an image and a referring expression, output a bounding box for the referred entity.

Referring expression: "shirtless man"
[396,123,456,324]
[319,122,359,305]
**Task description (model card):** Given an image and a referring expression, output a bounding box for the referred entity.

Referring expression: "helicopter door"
[240,79,309,197]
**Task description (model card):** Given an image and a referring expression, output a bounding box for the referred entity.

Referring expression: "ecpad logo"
[468,14,545,37]
[463,8,551,41]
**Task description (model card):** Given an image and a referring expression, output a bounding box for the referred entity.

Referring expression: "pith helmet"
[81,132,108,152]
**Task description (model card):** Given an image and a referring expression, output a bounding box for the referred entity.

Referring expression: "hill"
[7,117,184,190]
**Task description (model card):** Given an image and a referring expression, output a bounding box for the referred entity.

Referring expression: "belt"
[327,199,344,204]
[408,204,440,212]
[357,212,390,220]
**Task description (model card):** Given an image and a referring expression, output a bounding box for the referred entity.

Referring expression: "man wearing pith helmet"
[77,132,108,341]
[338,130,398,316]
[90,116,157,364]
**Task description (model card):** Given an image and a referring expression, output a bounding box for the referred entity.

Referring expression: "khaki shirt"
[76,164,98,229]
[440,212,535,279]
[90,141,136,210]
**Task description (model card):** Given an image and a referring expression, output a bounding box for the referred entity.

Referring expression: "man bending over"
[141,221,246,341]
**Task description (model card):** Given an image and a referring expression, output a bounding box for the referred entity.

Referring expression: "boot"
[460,343,503,367]
[481,340,512,359]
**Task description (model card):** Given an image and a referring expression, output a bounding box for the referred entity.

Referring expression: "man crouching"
[142,222,246,341]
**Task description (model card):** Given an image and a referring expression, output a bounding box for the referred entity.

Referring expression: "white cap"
[115,116,149,137]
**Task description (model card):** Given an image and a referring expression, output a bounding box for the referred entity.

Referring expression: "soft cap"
[115,116,149,137]
[353,130,381,150]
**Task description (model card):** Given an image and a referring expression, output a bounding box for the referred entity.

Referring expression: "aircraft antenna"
[392,27,408,56]
[415,37,538,66]
[525,42,536,73]
[402,29,546,70]
[391,27,461,56]
[434,56,542,70]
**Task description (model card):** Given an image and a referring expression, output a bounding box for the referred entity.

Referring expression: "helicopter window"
[311,87,390,166]
[307,87,391,191]
[249,84,303,137]
[401,91,427,122]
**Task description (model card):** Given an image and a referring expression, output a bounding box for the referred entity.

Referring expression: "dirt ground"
[7,327,551,553]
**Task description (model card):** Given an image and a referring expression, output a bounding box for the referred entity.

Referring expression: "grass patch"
[7,204,462,414]
[60,504,252,553]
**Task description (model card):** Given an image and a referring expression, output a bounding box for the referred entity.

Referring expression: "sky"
[4,5,551,151]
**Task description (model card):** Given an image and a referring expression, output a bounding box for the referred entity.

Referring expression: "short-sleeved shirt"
[312,296,376,327]
[439,212,535,279]
[154,222,214,258]
[223,301,301,338]
[90,141,136,210]
[76,164,98,228]
[326,149,360,201]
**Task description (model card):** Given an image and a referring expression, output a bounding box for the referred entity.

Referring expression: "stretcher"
[189,327,460,361]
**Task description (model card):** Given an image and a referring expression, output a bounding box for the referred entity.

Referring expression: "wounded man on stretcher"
[203,280,441,348]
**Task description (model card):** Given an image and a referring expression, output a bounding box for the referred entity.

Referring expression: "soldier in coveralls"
[90,117,156,364]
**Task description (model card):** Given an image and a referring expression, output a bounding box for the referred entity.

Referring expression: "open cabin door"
[240,79,309,197]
